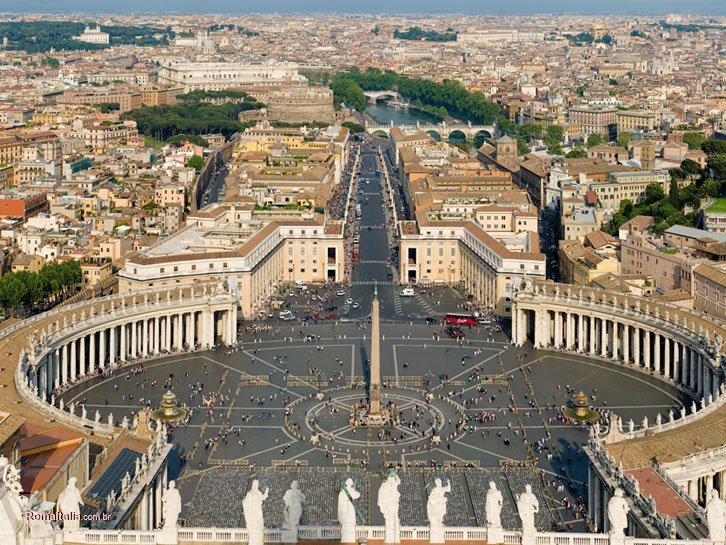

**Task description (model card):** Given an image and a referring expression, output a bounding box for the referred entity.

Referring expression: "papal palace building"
[158,61,305,92]
[118,204,344,317]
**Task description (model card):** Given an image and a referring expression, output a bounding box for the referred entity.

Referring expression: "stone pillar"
[664,337,671,379]
[714,371,720,401]
[707,474,714,503]
[533,310,542,348]
[110,326,116,366]
[62,344,68,384]
[187,312,194,348]
[54,348,61,389]
[120,323,127,360]
[633,327,640,366]
[613,322,619,360]
[698,354,704,396]
[623,324,630,363]
[165,315,171,351]
[70,339,77,381]
[39,362,46,400]
[554,311,562,348]
[89,331,96,372]
[600,318,607,357]
[688,479,697,501]
[673,342,681,385]
[229,308,236,344]
[655,333,662,375]
[175,314,182,350]
[79,335,86,376]
[690,349,697,392]
[589,315,596,355]
[644,330,651,369]
[154,317,160,354]
[578,313,584,352]
[132,320,139,358]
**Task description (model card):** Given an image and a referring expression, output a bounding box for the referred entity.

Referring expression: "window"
[173,266,178,272]
[160,268,165,273]
[300,247,305,256]
[288,246,293,256]
[427,248,432,257]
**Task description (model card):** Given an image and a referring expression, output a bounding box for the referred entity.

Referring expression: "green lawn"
[708,198,726,213]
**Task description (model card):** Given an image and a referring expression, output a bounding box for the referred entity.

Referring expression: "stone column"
[634,327,641,366]
[109,326,116,366]
[654,333,661,375]
[165,315,171,351]
[673,342,681,385]
[79,335,86,376]
[70,339,77,381]
[578,313,584,352]
[39,362,46,400]
[533,310,542,348]
[589,315,596,355]
[132,320,139,358]
[555,311,562,348]
[54,348,61,389]
[707,474,714,503]
[175,314,182,350]
[600,318,607,357]
[154,317,160,354]
[229,308,236,344]
[202,310,209,348]
[89,331,96,373]
[613,322,619,360]
[623,324,630,363]
[688,479,697,501]
[664,337,671,379]
[186,313,193,348]
[121,323,128,360]
[62,344,68,384]
[644,331,651,369]
[690,349,697,392]
[698,354,704,396]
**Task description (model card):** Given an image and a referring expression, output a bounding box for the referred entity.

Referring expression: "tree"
[516,136,530,155]
[680,158,702,177]
[669,178,681,208]
[41,57,60,68]
[707,155,726,180]
[341,121,365,134]
[621,199,634,217]
[683,132,706,150]
[546,125,564,143]
[645,182,665,204]
[586,134,603,148]
[566,147,586,158]
[187,155,204,171]
[617,131,632,148]
[702,141,726,156]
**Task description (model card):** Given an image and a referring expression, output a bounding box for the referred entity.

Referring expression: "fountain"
[151,390,187,422]
[563,391,599,422]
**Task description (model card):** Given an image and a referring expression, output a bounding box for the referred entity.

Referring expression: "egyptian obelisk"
[370,282,381,416]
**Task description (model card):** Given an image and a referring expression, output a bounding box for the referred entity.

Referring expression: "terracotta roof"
[626,467,693,518]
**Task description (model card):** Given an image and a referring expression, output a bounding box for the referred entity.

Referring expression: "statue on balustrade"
[378,470,401,544]
[707,489,726,543]
[516,484,539,535]
[485,481,503,529]
[338,478,360,543]
[58,476,84,530]
[607,488,629,537]
[282,480,305,531]
[162,480,182,530]
[243,480,268,545]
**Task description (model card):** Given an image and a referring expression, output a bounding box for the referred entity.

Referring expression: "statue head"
[525,484,532,493]
[712,489,720,500]
[251,479,260,492]
[614,488,624,498]
[345,478,354,488]
[168,480,176,490]
[435,478,442,487]
[68,477,78,488]
[489,482,497,491]
[291,480,299,490]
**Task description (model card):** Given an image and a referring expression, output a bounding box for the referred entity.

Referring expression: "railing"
[57,527,722,545]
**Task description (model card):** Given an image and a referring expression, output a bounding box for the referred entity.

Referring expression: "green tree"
[708,155,726,179]
[566,147,587,158]
[683,132,706,150]
[645,182,665,204]
[341,121,365,134]
[187,155,204,171]
[586,134,603,148]
[680,158,702,177]
[616,131,632,148]
[41,57,60,68]
[546,125,564,143]
[702,141,726,156]
[669,178,681,208]
[621,199,634,217]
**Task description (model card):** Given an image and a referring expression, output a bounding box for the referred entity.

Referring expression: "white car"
[352,302,360,309]
[346,298,353,304]
[336,290,346,296]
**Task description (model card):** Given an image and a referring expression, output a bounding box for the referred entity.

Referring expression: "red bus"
[444,313,478,326]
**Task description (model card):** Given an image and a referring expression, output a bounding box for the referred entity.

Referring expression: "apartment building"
[590,170,671,213]
[693,262,726,320]
[568,105,617,139]
[620,232,686,292]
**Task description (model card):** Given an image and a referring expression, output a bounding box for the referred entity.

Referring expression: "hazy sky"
[3,0,726,14]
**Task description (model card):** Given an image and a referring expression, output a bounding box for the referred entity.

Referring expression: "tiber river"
[364,103,484,153]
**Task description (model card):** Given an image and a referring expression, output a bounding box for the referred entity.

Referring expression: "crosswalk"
[350,280,394,286]
[392,290,403,315]
[415,293,436,316]
[358,259,388,264]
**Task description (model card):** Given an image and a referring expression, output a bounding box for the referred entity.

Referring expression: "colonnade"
[512,304,722,401]
[24,296,239,403]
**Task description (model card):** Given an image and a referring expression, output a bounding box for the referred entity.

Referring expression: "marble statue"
[243,480,268,545]
[517,484,539,535]
[58,476,84,530]
[162,481,182,530]
[681,407,687,420]
[427,477,450,527]
[641,416,648,430]
[668,410,674,423]
[378,471,401,544]
[282,480,305,531]
[707,489,726,542]
[485,481,503,529]
[607,488,629,537]
[94,410,101,425]
[108,413,114,427]
[628,419,634,434]
[81,405,87,421]
[338,478,360,543]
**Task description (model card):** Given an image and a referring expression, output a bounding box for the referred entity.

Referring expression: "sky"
[2,0,726,14]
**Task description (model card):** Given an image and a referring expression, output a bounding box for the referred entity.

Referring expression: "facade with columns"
[512,279,726,539]
[10,283,238,435]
